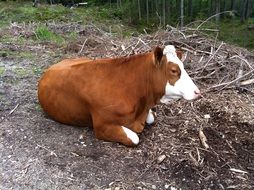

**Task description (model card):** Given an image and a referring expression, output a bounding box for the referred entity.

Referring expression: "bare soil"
[0,24,254,190]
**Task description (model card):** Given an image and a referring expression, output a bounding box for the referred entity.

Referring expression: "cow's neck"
[125,52,166,108]
[114,52,162,108]
[147,56,168,107]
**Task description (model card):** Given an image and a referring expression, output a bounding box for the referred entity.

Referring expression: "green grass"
[67,31,78,40]
[218,19,254,50]
[0,49,35,59]
[0,2,80,25]
[187,19,254,50]
[0,50,17,57]
[32,66,43,75]
[0,1,123,26]
[0,67,5,75]
[35,25,65,44]
[0,1,135,37]
[19,52,34,59]
[13,67,28,76]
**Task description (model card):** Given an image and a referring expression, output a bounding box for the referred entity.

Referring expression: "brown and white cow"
[38,45,200,146]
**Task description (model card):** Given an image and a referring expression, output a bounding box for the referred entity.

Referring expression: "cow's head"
[159,45,201,103]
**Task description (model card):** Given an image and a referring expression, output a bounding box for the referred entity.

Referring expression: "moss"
[14,67,29,77]
[32,66,43,75]
[18,52,34,59]
[0,67,5,75]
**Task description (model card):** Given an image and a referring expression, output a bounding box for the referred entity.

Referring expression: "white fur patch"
[163,45,183,67]
[122,126,139,145]
[146,109,155,124]
[161,45,200,103]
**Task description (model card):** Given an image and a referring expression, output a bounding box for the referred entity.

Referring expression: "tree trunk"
[180,0,184,29]
[146,0,149,24]
[129,0,133,23]
[244,0,249,20]
[167,0,171,18]
[222,0,226,18]
[241,0,249,23]
[215,0,220,26]
[162,0,166,27]
[230,0,236,10]
[209,0,214,16]
[138,0,141,20]
[230,0,236,19]
[188,0,193,19]
[176,0,180,18]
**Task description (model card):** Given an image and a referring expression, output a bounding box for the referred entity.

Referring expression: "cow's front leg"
[129,108,151,133]
[146,108,157,125]
[93,124,139,146]
[129,121,145,133]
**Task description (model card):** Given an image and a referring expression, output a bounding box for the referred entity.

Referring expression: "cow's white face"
[161,45,200,103]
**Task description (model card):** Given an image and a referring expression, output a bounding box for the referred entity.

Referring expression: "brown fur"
[38,47,181,146]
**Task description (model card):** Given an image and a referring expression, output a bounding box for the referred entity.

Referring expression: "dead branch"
[194,11,234,34]
[78,39,87,54]
[240,78,254,86]
[208,68,254,91]
[36,144,57,157]
[199,128,209,149]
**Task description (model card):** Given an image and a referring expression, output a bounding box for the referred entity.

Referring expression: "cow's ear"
[176,50,183,60]
[154,46,163,66]
[176,50,187,62]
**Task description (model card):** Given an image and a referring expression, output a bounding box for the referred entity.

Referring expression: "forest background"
[1,0,254,50]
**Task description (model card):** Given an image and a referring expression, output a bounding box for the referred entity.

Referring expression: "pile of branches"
[4,22,254,93]
[68,24,254,94]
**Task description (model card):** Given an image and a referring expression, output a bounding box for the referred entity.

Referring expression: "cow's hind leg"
[93,124,139,146]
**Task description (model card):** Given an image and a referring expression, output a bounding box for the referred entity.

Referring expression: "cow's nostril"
[194,89,201,95]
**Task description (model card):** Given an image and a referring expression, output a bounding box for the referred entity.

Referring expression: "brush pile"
[3,22,254,94]
[61,23,254,93]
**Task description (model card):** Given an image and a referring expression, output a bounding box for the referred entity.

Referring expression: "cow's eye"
[171,69,177,74]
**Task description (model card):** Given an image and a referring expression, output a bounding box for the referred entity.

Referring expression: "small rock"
[151,185,156,189]
[79,134,84,141]
[165,184,170,189]
[204,114,210,119]
[157,155,166,164]
[170,187,177,190]
[115,187,120,190]
[169,128,176,133]
[136,150,142,153]
[109,182,114,186]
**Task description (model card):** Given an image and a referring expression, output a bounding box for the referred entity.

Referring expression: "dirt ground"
[0,24,254,190]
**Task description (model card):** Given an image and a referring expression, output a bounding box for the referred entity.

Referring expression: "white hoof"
[122,126,139,145]
[146,109,155,124]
